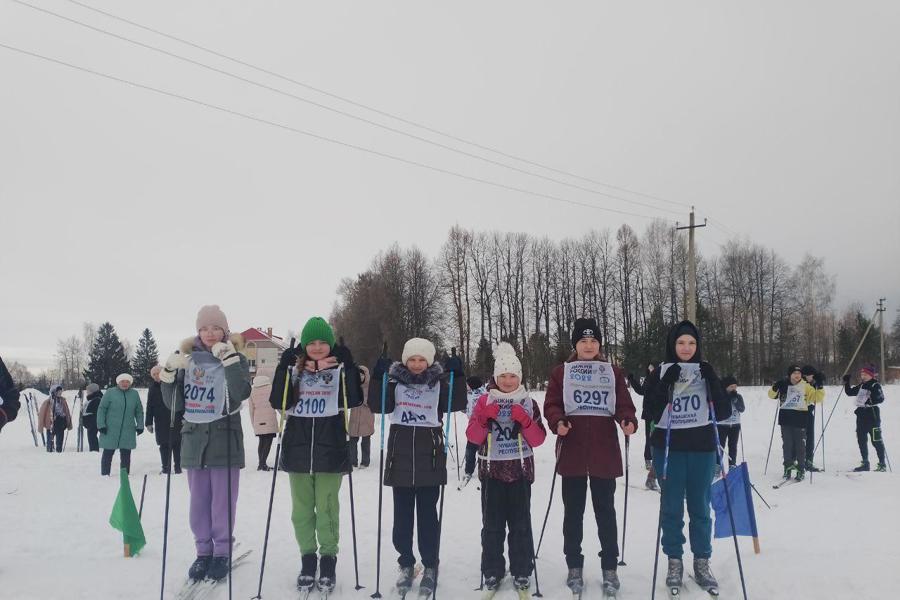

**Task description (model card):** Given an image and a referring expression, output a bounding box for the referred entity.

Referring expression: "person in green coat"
[97,373,144,475]
[160,304,251,583]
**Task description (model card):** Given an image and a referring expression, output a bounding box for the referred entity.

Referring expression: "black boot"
[206,556,229,581]
[318,555,337,593]
[188,556,212,582]
[297,553,317,591]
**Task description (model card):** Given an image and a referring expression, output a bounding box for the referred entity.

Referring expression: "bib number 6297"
[573,389,608,406]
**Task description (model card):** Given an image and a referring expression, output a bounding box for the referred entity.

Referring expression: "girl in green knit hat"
[269,316,364,594]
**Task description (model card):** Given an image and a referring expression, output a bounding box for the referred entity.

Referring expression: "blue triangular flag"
[711,462,758,539]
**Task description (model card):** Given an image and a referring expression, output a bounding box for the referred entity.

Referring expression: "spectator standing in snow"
[98,373,144,475]
[39,385,72,452]
[348,365,375,468]
[716,375,744,468]
[146,365,183,474]
[82,383,103,451]
[0,356,21,433]
[248,367,277,471]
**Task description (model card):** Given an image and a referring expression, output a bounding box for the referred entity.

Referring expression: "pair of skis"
[173,547,253,600]
[481,578,531,599]
[667,575,720,598]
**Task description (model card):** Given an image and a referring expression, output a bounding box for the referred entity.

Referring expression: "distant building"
[240,327,286,375]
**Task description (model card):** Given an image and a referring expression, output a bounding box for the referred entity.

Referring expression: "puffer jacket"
[161,334,251,469]
[348,366,375,438]
[368,361,467,487]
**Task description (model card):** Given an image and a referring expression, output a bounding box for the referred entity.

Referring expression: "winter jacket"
[145,380,183,446]
[644,321,731,453]
[348,366,375,438]
[97,387,143,450]
[161,335,251,469]
[82,390,102,429]
[717,391,745,425]
[0,356,21,428]
[249,368,278,436]
[466,389,546,483]
[767,379,823,428]
[628,366,657,421]
[269,346,363,474]
[38,394,73,432]
[845,379,885,426]
[543,357,637,479]
[368,361,467,487]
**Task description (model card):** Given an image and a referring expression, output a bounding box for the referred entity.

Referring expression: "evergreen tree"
[472,337,494,382]
[83,322,131,388]
[131,328,159,387]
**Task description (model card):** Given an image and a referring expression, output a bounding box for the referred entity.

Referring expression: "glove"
[510,404,533,428]
[813,371,825,388]
[332,343,354,366]
[698,361,717,381]
[373,356,393,381]
[475,402,501,428]
[165,352,187,372]
[773,379,788,394]
[557,419,571,436]
[279,346,300,369]
[147,424,154,434]
[159,368,176,384]
[660,364,681,386]
[842,374,851,384]
[99,427,107,434]
[136,428,143,436]
[212,341,240,367]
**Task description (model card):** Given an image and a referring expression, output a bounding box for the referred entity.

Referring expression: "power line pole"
[676,206,707,323]
[878,298,886,380]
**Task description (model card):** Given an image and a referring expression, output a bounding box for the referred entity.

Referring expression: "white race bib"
[183,351,227,423]
[562,361,616,417]
[485,395,534,461]
[391,382,441,427]
[657,363,710,430]
[781,384,807,411]
[287,365,343,418]
[855,387,871,408]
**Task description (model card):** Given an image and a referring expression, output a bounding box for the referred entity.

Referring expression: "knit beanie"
[786,364,802,377]
[196,305,230,333]
[861,364,878,378]
[85,383,100,395]
[116,373,133,385]
[800,365,817,377]
[493,342,522,379]
[571,318,601,348]
[402,338,436,366]
[300,317,335,349]
[721,375,738,388]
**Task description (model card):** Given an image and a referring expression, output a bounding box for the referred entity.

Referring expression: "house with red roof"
[240,327,286,376]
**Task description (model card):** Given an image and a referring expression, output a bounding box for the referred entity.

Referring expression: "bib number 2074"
[184,384,215,402]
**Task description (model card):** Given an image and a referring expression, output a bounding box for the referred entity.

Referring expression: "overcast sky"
[2,1,898,372]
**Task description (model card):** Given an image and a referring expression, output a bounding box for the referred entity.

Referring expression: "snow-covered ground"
[1,385,897,599]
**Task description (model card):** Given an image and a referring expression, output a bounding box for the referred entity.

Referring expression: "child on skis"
[462,375,487,484]
[628,364,659,490]
[801,365,826,471]
[716,375,744,468]
[643,320,731,596]
[844,364,887,472]
[768,364,824,481]
[466,343,546,595]
[543,318,637,597]
[268,317,363,594]
[159,305,251,583]
[368,337,467,598]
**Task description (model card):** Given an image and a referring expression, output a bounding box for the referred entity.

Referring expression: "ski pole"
[709,399,749,600]
[433,370,456,600]
[138,473,148,519]
[159,353,181,600]
[650,401,673,600]
[341,367,364,591]
[749,481,772,510]
[517,430,542,597]
[534,443,560,559]
[225,383,233,600]
[371,368,388,599]
[453,412,461,482]
[618,435,630,567]
[252,338,295,600]
[763,398,778,476]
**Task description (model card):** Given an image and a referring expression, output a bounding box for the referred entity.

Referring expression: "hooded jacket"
[368,361,467,487]
[644,320,730,452]
[844,378,885,426]
[146,380,183,446]
[269,346,363,474]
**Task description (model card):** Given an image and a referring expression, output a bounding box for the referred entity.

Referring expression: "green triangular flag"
[109,468,146,556]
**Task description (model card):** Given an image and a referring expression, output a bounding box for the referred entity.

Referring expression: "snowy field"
[1,385,897,600]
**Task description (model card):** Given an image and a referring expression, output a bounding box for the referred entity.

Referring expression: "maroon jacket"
[543,358,638,479]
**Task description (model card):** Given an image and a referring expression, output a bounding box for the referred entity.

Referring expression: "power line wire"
[0,41,677,223]
[51,0,692,213]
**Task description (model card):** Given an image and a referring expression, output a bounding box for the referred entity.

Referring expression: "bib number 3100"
[293,397,327,416]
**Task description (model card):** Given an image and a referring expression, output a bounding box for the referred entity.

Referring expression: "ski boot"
[257,463,272,471]
[693,558,719,595]
[188,555,212,582]
[481,574,502,597]
[805,460,821,472]
[853,461,870,472]
[646,472,659,491]
[418,567,437,598]
[317,555,336,595]
[206,556,229,581]
[795,468,805,482]
[513,575,530,599]
[297,553,317,592]
[665,557,683,596]
[601,569,620,597]
[645,459,653,471]
[396,565,416,596]
[566,567,584,595]
[782,465,793,480]
[875,462,887,472]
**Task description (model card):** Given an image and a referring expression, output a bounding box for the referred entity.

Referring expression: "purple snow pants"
[186,467,240,557]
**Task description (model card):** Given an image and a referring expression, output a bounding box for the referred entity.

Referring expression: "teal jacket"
[97,387,144,450]
[161,335,251,469]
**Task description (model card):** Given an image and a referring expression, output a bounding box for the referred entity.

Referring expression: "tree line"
[332,224,899,387]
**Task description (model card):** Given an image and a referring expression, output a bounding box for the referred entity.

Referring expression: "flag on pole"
[711,462,760,553]
[109,468,146,556]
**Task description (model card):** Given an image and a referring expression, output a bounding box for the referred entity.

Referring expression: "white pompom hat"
[493,342,522,379]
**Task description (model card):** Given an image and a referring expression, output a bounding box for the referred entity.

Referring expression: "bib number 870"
[573,389,608,406]
[672,394,701,413]
[295,397,326,415]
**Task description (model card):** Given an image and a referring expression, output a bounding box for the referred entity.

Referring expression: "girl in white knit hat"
[466,342,547,595]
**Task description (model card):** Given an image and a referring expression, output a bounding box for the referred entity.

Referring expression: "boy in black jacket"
[844,365,887,472]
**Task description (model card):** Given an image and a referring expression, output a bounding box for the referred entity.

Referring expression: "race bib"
[855,387,870,408]
[287,365,342,418]
[485,395,534,461]
[391,382,441,427]
[183,351,227,423]
[781,384,806,411]
[657,363,710,430]
[718,400,740,426]
[562,361,616,417]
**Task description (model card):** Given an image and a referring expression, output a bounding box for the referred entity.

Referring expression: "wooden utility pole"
[878,298,886,380]
[676,206,707,323]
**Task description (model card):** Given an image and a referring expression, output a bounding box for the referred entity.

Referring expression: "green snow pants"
[289,472,343,556]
